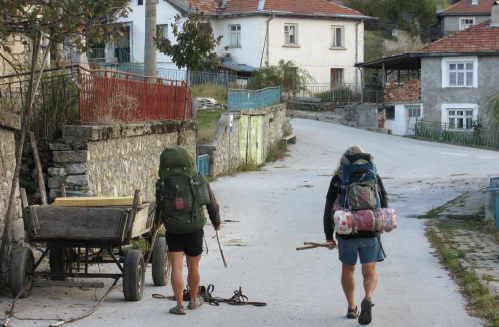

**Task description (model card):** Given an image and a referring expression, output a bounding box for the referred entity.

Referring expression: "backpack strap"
[375,233,386,259]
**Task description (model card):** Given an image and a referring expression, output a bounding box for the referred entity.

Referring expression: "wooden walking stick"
[216,230,227,267]
[296,242,337,251]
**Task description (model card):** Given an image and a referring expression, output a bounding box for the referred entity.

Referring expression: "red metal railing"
[78,67,191,124]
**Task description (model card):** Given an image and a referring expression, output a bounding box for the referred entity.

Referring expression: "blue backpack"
[338,153,380,211]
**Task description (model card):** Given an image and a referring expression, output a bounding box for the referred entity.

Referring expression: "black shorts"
[165,230,204,257]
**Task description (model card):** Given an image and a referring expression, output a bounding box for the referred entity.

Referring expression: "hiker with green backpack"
[323,145,393,325]
[155,146,221,315]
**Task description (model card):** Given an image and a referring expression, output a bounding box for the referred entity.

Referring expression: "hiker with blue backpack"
[323,146,395,325]
[155,146,221,315]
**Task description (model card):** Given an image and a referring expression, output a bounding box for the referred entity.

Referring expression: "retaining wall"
[48,120,197,201]
[198,104,287,176]
[0,111,24,283]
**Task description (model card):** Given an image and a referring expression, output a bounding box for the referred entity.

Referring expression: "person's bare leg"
[361,262,377,300]
[186,254,202,305]
[341,263,356,311]
[169,252,185,311]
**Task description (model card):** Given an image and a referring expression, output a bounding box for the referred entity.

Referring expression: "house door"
[406,105,421,136]
[240,115,263,165]
[331,69,343,87]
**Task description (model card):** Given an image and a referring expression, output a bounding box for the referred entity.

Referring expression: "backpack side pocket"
[191,174,211,206]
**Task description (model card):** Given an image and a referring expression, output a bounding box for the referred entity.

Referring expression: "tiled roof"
[439,0,496,15]
[415,19,499,52]
[180,0,366,17]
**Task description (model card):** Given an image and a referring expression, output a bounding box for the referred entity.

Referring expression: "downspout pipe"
[355,19,363,91]
[265,14,275,67]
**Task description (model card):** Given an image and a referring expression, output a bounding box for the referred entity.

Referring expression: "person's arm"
[377,175,389,208]
[205,181,221,230]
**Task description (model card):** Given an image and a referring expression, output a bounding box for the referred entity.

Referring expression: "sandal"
[358,298,373,325]
[169,305,186,315]
[187,295,204,309]
[347,306,359,319]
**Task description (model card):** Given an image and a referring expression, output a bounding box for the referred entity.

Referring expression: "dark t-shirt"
[323,174,388,240]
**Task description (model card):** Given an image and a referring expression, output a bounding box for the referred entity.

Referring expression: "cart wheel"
[152,237,171,286]
[11,247,34,298]
[123,250,145,301]
[49,246,71,281]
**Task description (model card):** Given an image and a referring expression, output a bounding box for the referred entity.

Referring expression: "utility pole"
[144,0,157,77]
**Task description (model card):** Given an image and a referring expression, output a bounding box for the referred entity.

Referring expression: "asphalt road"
[4,118,499,327]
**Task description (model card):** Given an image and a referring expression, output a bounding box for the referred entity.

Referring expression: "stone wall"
[48,120,197,202]
[0,111,25,282]
[198,104,287,177]
[287,103,378,128]
[382,29,422,52]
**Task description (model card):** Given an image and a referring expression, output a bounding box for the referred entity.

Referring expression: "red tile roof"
[181,0,366,17]
[440,0,496,15]
[415,19,499,52]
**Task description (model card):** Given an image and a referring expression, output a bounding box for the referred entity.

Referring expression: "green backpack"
[156,146,210,234]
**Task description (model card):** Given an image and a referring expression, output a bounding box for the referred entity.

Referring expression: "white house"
[105,0,373,86]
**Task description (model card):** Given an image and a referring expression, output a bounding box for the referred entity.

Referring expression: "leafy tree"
[248,60,315,101]
[154,10,226,140]
[344,0,437,36]
[0,0,129,273]
[482,94,499,134]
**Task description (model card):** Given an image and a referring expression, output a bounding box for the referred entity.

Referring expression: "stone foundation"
[49,120,197,201]
[0,111,24,283]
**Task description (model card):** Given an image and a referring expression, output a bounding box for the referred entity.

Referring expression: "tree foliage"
[0,0,130,72]
[344,0,437,36]
[248,60,315,95]
[153,11,225,73]
[482,95,499,134]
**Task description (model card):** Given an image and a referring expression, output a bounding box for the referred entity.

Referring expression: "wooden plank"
[29,132,47,205]
[29,205,40,231]
[130,203,152,238]
[34,280,105,288]
[60,184,66,198]
[30,205,127,241]
[126,190,141,243]
[53,196,142,207]
[20,188,35,236]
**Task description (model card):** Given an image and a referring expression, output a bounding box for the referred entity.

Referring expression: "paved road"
[5,118,498,326]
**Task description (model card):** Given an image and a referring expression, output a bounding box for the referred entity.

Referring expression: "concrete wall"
[0,112,25,283]
[48,120,197,202]
[212,16,364,85]
[421,56,497,125]
[442,15,490,33]
[287,104,377,128]
[198,104,287,176]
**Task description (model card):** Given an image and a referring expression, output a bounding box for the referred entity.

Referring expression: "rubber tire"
[152,237,171,286]
[11,247,34,298]
[123,250,145,301]
[49,246,71,281]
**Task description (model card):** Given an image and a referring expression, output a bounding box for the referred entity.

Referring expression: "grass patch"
[129,237,150,256]
[197,109,226,143]
[191,84,229,105]
[417,193,469,218]
[426,221,499,324]
[266,141,287,162]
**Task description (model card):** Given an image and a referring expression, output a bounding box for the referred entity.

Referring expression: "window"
[408,108,421,118]
[138,0,143,5]
[386,106,395,120]
[199,23,209,35]
[448,109,473,129]
[229,24,241,47]
[331,26,344,48]
[449,62,473,86]
[157,25,168,38]
[442,57,477,88]
[284,24,298,45]
[460,18,475,30]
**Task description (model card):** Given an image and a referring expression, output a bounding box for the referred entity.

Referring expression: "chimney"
[437,2,442,13]
[492,1,499,26]
[220,0,232,8]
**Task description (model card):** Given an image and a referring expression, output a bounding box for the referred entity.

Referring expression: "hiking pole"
[296,242,336,251]
[216,230,227,268]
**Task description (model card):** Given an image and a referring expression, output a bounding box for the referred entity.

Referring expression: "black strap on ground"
[152,284,267,307]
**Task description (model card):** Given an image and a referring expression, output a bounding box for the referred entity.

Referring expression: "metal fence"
[283,83,364,103]
[411,119,499,150]
[228,87,281,111]
[78,67,191,124]
[0,65,80,148]
[96,63,251,87]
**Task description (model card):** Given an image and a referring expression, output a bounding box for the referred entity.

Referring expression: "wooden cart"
[12,190,171,301]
